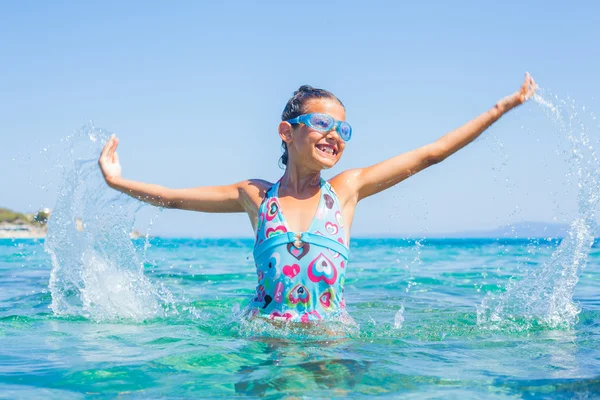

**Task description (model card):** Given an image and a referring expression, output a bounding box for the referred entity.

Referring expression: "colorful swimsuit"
[249,178,350,323]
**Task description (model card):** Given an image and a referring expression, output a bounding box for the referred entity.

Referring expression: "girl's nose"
[326,127,340,140]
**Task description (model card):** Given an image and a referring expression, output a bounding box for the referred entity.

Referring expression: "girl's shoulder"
[328,169,362,203]
[239,179,275,201]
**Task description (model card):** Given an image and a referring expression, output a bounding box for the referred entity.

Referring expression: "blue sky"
[1,1,599,237]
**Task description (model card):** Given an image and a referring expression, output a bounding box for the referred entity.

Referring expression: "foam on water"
[477,91,599,330]
[45,125,174,321]
[393,304,405,329]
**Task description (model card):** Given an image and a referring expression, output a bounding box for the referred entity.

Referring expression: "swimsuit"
[248,178,350,323]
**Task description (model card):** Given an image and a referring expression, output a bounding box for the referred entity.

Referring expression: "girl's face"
[281,98,347,171]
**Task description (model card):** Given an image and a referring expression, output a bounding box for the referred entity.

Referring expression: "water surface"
[1,237,599,398]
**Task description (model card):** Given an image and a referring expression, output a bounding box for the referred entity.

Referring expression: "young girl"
[98,75,536,324]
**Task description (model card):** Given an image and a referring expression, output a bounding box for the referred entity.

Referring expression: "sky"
[1,1,599,237]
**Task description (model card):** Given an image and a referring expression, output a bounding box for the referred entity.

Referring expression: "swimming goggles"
[287,113,352,142]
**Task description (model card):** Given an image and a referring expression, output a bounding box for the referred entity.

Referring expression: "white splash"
[477,91,599,330]
[394,304,405,329]
[45,124,174,321]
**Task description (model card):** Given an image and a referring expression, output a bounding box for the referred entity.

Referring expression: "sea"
[1,93,600,398]
[1,236,599,399]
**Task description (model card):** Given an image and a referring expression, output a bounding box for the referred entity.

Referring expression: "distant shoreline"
[0,223,46,239]
[0,208,50,239]
[0,223,141,239]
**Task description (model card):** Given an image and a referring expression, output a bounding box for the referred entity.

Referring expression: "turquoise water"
[1,237,600,398]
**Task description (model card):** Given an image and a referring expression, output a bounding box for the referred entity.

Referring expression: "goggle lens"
[308,114,334,131]
[338,122,352,141]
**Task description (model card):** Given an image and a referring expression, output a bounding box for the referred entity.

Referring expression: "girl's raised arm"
[98,135,261,213]
[338,73,536,202]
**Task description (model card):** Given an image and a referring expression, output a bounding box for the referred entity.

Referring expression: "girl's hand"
[496,72,537,114]
[98,134,123,184]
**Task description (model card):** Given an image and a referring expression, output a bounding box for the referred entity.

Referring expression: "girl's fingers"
[106,141,113,158]
[526,75,536,99]
[519,72,536,101]
[518,81,528,102]
[108,137,118,158]
[101,135,117,157]
[101,137,112,156]
[523,73,531,92]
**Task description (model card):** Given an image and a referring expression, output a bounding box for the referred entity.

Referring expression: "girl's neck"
[279,164,321,196]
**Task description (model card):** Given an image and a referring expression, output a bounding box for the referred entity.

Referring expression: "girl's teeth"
[318,146,334,155]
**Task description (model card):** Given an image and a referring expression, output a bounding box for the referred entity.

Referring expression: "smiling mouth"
[316,144,337,156]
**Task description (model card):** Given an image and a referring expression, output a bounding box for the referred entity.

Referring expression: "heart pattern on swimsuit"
[325,222,338,235]
[301,310,322,323]
[282,264,300,279]
[307,253,337,284]
[287,283,310,305]
[324,194,334,209]
[286,242,310,260]
[319,288,334,310]
[266,225,287,238]
[269,310,296,321]
[266,198,279,221]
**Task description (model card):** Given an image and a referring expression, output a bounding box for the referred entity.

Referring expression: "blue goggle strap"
[286,116,301,125]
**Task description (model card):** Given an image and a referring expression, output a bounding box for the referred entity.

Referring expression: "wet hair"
[279,85,345,168]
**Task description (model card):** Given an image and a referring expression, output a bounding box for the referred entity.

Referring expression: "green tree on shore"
[0,207,49,226]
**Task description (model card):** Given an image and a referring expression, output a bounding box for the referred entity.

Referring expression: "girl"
[98,75,537,324]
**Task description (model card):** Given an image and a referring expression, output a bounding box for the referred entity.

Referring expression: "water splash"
[393,304,405,329]
[45,124,175,321]
[477,91,599,330]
